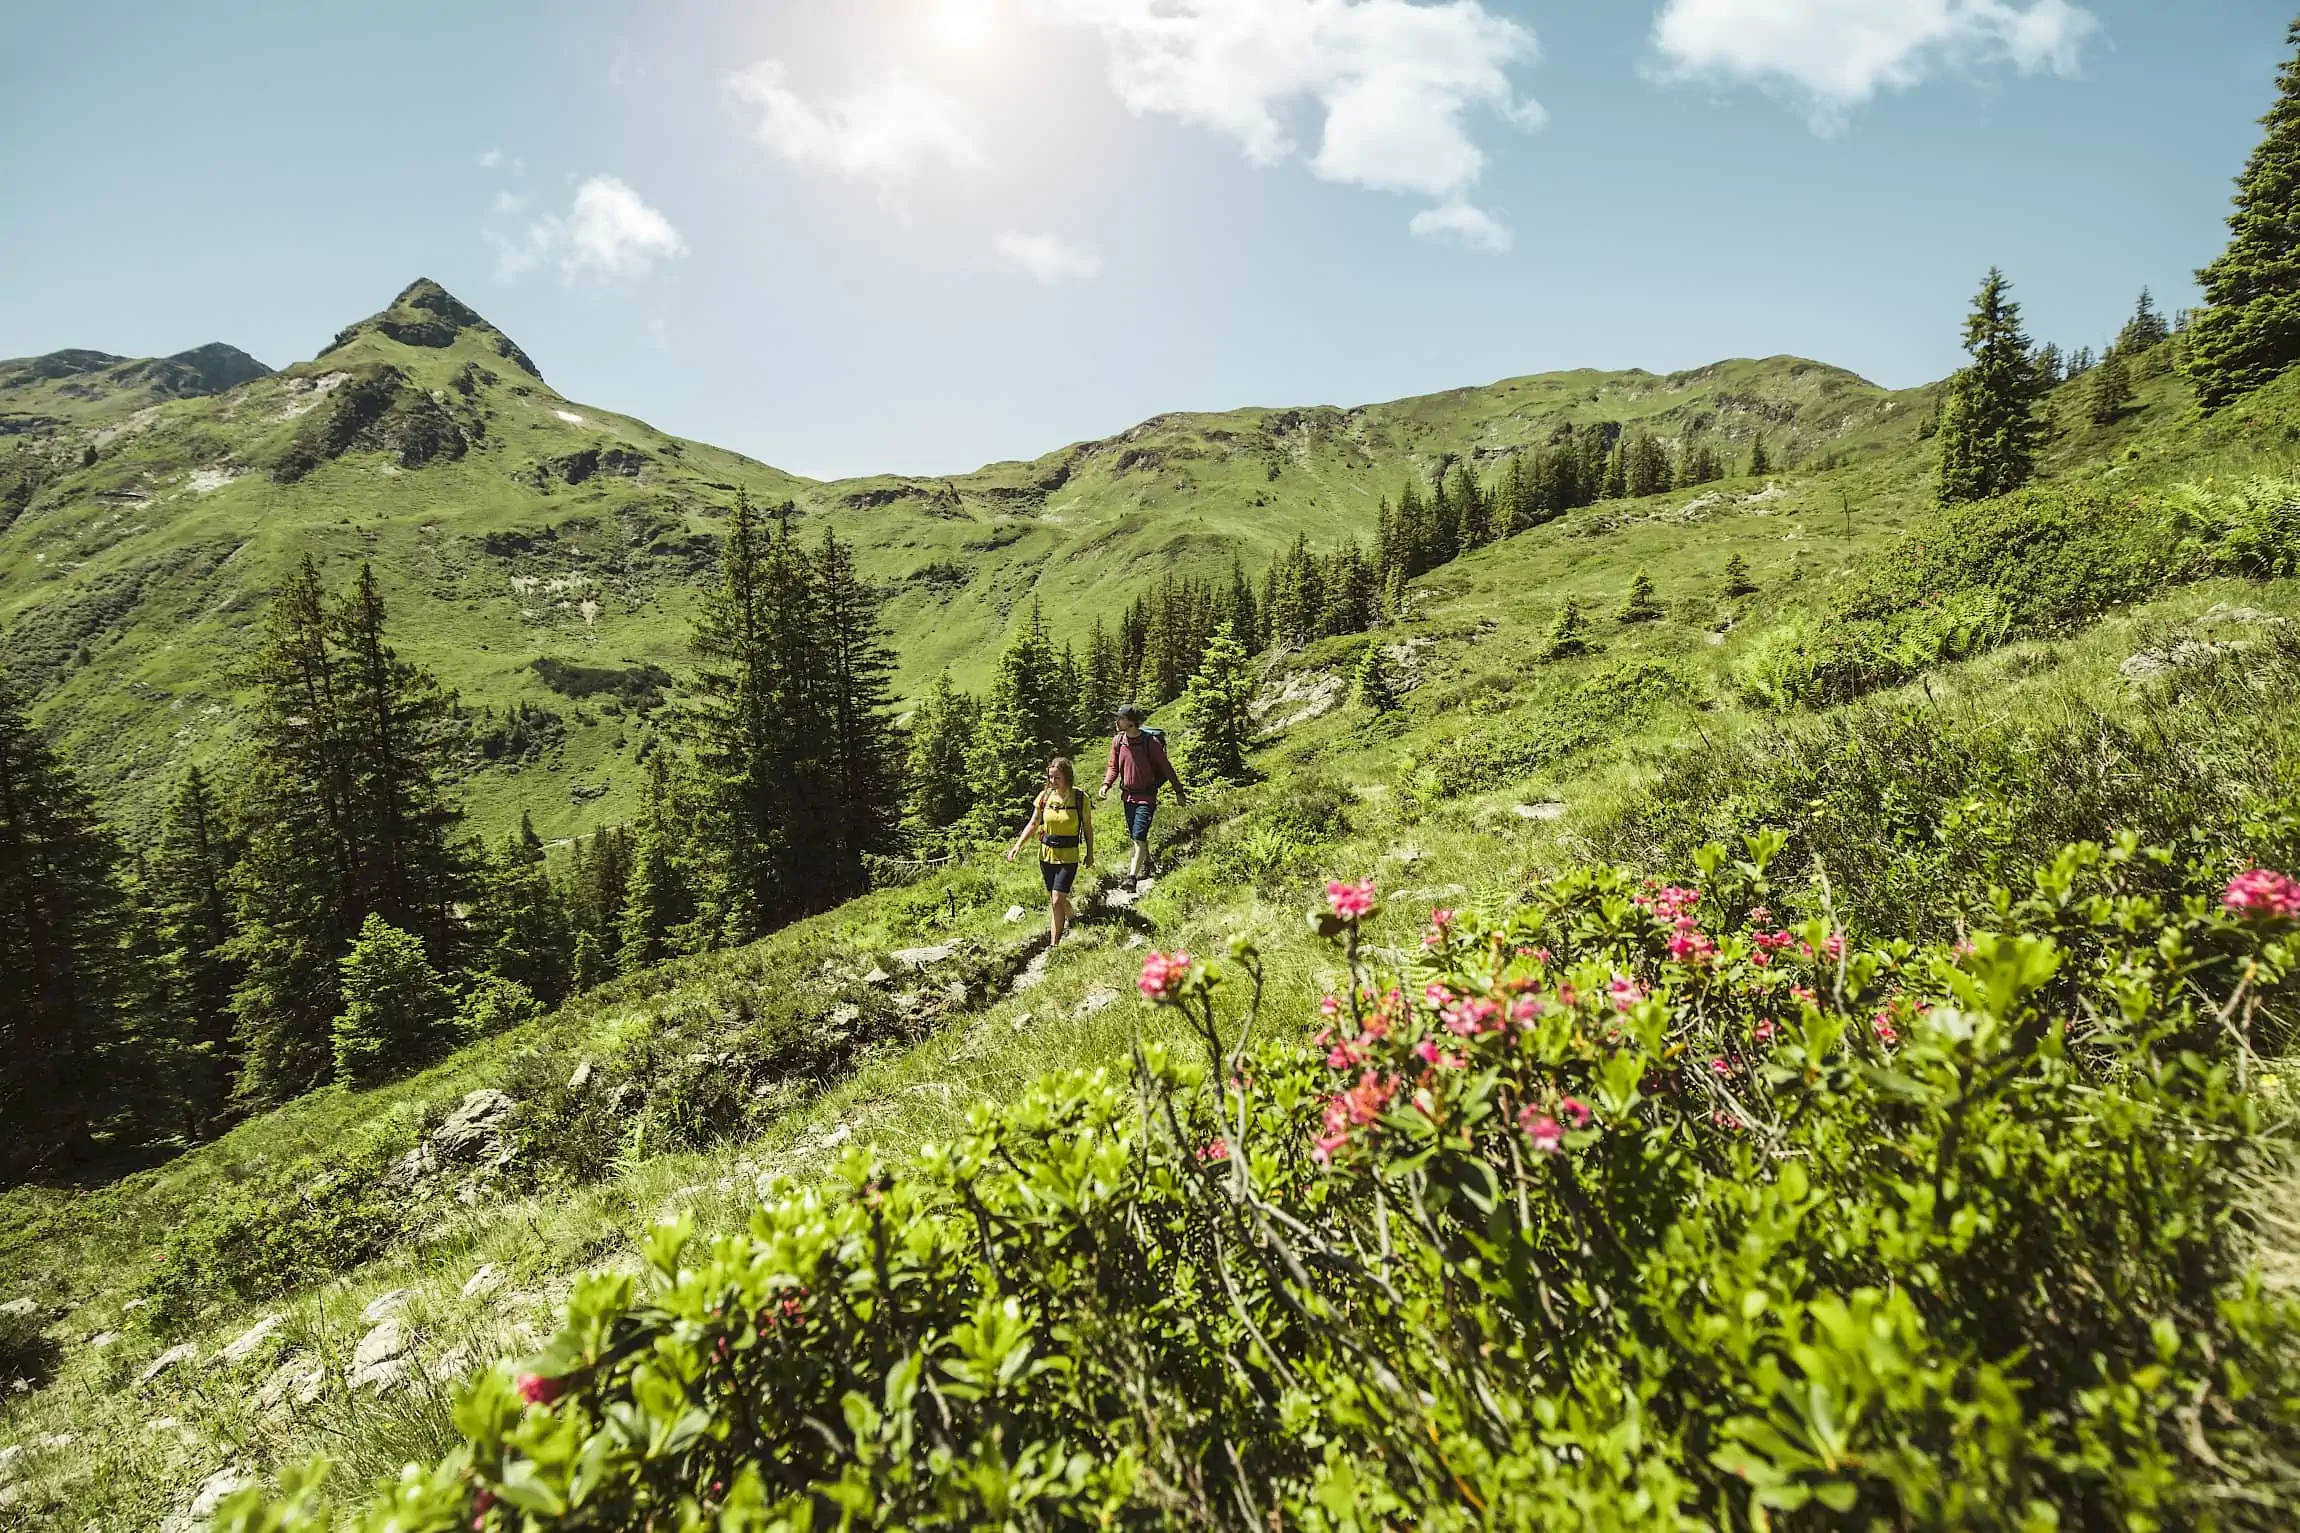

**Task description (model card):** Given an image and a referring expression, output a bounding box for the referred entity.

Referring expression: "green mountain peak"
[318,277,544,382]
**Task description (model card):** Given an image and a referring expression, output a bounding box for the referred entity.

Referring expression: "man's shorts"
[1124,799,1157,841]
[1041,859,1080,895]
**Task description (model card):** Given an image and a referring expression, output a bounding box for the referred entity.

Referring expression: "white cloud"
[488,175,686,284]
[1651,0,2100,131]
[1410,202,1510,251]
[476,148,504,170]
[994,230,1103,284]
[724,58,984,197]
[1033,0,1537,239]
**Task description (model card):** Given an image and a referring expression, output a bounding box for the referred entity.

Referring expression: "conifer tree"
[1177,622,1255,783]
[334,563,464,955]
[2122,288,2170,353]
[2087,348,2137,424]
[816,529,904,893]
[618,751,695,975]
[1600,444,1628,501]
[1937,268,2045,504]
[151,767,241,1128]
[561,823,633,970]
[332,914,448,1087]
[1081,622,1125,737]
[967,607,1070,837]
[1617,570,1663,622]
[1381,566,1409,626]
[906,672,977,835]
[2192,25,2300,411]
[2034,343,2066,390]
[230,557,468,1108]
[1227,557,1260,653]
[1543,598,1590,660]
[1723,553,1758,597]
[470,816,570,1004]
[1748,434,1772,478]
[1353,641,1397,713]
[570,929,608,994]
[0,663,144,1179]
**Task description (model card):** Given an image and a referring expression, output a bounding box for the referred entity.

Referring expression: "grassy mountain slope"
[0,344,273,434]
[2,344,2295,1527]
[0,279,1937,841]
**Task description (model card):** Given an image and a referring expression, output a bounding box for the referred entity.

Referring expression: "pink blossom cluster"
[2224,868,2300,920]
[516,1373,566,1407]
[1608,974,1645,1010]
[1442,996,1501,1037]
[1198,1138,1230,1163]
[1313,1070,1396,1164]
[1137,949,1193,1002]
[1749,928,1797,969]
[1519,1108,1563,1154]
[1318,1012,1390,1070]
[1325,878,1379,921]
[1638,884,1702,922]
[1422,909,1457,950]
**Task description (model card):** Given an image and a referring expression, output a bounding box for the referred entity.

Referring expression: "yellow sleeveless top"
[1040,789,1085,865]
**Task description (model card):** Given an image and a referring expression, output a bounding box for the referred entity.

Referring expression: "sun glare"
[929,0,998,49]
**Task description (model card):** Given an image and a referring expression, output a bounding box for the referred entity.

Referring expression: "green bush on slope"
[223,838,2300,1530]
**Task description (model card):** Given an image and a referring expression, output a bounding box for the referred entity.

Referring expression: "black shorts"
[1041,860,1079,895]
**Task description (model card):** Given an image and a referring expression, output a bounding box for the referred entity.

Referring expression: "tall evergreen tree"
[1618,570,1663,622]
[230,558,466,1108]
[618,751,696,975]
[816,529,905,893]
[1082,621,1125,736]
[469,817,571,1005]
[0,664,144,1179]
[2191,26,2300,411]
[151,767,241,1131]
[1722,553,1758,598]
[906,671,977,836]
[1176,623,1255,783]
[967,606,1071,837]
[1937,268,2045,505]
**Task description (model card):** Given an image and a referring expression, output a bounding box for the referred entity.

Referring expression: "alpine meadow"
[18,3,2300,1530]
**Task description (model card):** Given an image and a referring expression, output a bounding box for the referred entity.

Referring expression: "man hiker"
[1101,703,1187,883]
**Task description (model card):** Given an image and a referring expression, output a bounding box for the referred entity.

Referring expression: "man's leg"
[1130,838,1149,879]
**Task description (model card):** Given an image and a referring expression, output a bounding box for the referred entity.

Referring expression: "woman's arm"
[1006,794,1044,861]
[1079,795,1095,863]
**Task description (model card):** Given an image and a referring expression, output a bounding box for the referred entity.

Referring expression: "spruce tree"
[967,607,1070,838]
[1542,598,1590,660]
[228,559,470,1108]
[2192,25,2300,411]
[618,751,696,975]
[1937,268,2045,504]
[1353,641,1397,713]
[151,767,241,1130]
[470,818,571,1004]
[334,563,464,955]
[2122,288,2170,353]
[570,929,607,994]
[1177,622,1255,783]
[0,664,144,1179]
[906,672,977,835]
[1748,434,1772,478]
[817,529,904,893]
[1617,570,1663,622]
[1723,553,1758,598]
[2087,348,2136,424]
[333,914,448,1087]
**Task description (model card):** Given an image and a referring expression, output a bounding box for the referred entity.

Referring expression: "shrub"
[222,840,2300,1531]
[145,1140,408,1320]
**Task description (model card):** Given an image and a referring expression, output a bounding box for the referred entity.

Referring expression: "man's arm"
[1100,735,1120,796]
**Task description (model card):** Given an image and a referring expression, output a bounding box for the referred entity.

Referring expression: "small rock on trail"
[135,1343,199,1388]
[215,1315,282,1365]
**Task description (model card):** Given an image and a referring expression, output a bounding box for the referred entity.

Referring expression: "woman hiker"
[1100,703,1187,885]
[1007,756,1094,946]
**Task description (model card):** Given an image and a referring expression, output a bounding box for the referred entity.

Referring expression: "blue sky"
[2,0,2290,479]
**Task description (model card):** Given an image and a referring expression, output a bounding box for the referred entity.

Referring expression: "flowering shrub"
[221,837,2300,1532]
